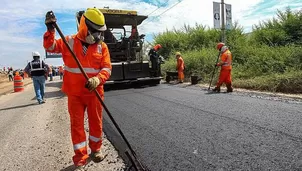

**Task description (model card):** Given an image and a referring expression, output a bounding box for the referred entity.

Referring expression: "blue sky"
[0,0,301,69]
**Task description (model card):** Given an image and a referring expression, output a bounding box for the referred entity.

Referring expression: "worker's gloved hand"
[215,63,219,67]
[45,11,57,31]
[85,77,101,91]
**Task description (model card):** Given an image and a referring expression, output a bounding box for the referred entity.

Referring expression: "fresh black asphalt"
[103,83,302,171]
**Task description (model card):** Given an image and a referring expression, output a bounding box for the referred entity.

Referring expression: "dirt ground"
[0,76,126,171]
[0,73,33,95]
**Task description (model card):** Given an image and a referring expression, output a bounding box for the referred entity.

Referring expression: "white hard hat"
[32,51,41,57]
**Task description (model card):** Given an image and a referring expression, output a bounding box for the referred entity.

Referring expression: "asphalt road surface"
[103,83,302,171]
[0,77,125,171]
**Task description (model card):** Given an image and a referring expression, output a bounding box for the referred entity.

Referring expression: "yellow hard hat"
[175,52,181,56]
[83,8,107,31]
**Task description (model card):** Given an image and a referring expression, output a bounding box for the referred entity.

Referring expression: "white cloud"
[0,0,157,68]
[0,0,298,68]
[138,0,264,35]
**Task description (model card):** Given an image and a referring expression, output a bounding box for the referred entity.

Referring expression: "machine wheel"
[149,79,160,86]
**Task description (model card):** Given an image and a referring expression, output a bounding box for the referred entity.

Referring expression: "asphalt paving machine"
[76,8,162,87]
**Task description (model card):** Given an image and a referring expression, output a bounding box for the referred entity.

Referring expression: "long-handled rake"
[208,52,221,90]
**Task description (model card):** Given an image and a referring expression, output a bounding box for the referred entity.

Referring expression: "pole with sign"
[213,2,220,29]
[213,1,232,43]
[221,0,225,43]
[225,4,232,30]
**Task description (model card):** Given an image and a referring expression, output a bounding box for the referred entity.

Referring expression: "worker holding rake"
[212,42,233,93]
[43,8,111,170]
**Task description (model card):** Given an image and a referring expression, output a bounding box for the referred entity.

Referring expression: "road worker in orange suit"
[176,52,185,83]
[213,42,233,93]
[43,8,112,170]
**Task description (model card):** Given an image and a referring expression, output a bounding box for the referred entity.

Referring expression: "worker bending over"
[176,52,185,83]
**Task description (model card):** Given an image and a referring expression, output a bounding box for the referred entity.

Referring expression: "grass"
[160,47,302,94]
[154,8,302,94]
[233,71,302,93]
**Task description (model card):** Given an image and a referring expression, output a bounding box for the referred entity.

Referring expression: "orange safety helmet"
[154,44,162,51]
[216,42,225,50]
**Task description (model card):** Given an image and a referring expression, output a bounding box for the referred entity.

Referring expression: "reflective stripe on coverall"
[216,49,232,87]
[177,56,184,82]
[43,15,112,166]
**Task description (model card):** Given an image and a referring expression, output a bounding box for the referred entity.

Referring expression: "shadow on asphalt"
[45,80,63,88]
[204,91,230,95]
[204,91,219,95]
[104,83,158,92]
[45,90,65,99]
[60,165,75,171]
[31,90,65,100]
[60,158,93,171]
[0,103,38,111]
[164,81,198,86]
[30,80,65,100]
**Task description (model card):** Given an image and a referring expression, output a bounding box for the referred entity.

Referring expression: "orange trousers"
[178,70,184,82]
[68,95,103,166]
[216,69,232,87]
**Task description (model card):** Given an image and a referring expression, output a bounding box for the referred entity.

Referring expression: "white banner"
[45,51,62,58]
[225,4,232,30]
[213,2,221,29]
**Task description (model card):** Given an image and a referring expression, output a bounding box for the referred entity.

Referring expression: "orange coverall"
[216,49,232,88]
[177,56,184,82]
[43,15,112,166]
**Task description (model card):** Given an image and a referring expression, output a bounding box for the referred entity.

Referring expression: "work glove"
[85,76,101,92]
[215,63,220,67]
[45,11,57,31]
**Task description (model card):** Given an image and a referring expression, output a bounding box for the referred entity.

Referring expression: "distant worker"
[212,42,233,93]
[48,65,53,81]
[148,44,162,77]
[59,65,64,80]
[8,69,13,81]
[24,52,50,104]
[175,52,185,83]
[44,8,112,170]
[19,69,24,79]
[54,67,59,76]
[129,25,138,40]
[104,29,116,43]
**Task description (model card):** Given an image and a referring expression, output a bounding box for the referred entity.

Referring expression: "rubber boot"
[226,84,233,93]
[212,86,220,92]
[90,151,107,163]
